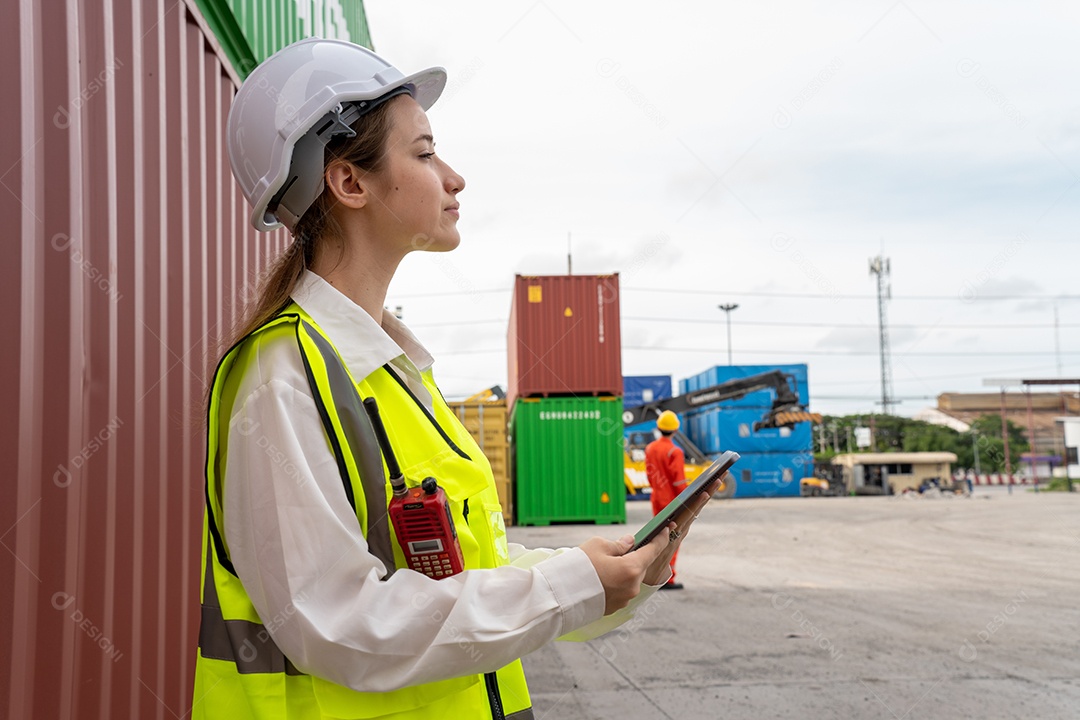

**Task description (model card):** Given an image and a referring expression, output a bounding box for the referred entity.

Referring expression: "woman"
[194,38,717,719]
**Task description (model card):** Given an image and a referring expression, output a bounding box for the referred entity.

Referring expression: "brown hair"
[228,101,396,347]
[206,99,397,405]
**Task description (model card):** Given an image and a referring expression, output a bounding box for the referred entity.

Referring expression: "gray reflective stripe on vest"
[506,709,535,719]
[199,550,303,675]
[199,317,397,673]
[299,319,397,576]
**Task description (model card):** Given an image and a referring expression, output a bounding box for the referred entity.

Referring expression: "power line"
[407,316,1080,330]
[813,365,1063,387]
[434,345,1080,357]
[391,288,507,299]
[622,346,1080,357]
[623,287,1080,301]
[408,319,505,328]
[625,317,1080,330]
[390,287,1080,301]
[812,395,936,401]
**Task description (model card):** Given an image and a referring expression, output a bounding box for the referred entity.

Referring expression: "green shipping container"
[511,397,626,526]
[195,0,374,78]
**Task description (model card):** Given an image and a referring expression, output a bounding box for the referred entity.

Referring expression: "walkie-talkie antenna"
[362,397,407,496]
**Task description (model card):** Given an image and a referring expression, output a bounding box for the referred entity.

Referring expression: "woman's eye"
[419,152,435,160]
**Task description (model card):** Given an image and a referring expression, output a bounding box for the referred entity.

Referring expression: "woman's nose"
[445,163,465,195]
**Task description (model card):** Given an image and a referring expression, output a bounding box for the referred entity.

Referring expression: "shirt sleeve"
[221,342,607,693]
[506,543,667,641]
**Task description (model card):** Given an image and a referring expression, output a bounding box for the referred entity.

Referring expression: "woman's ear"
[325,161,368,210]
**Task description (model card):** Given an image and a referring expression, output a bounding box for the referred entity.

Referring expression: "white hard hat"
[227,38,447,232]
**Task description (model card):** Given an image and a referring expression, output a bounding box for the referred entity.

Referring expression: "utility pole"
[1001,388,1013,495]
[718,303,739,366]
[984,378,1020,494]
[567,232,572,275]
[1054,301,1062,376]
[1026,387,1038,491]
[869,256,893,414]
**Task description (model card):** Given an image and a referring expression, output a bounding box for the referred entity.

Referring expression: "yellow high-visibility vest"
[193,302,532,719]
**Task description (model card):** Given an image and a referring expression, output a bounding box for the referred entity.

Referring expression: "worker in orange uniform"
[645,410,688,590]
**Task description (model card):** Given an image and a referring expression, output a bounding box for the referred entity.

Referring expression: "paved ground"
[509,489,1080,720]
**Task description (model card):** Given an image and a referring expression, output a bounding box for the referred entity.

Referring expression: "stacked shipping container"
[623,375,673,408]
[622,374,673,438]
[506,274,623,407]
[507,275,626,524]
[511,397,625,526]
[447,400,513,524]
[2,0,372,716]
[681,364,813,498]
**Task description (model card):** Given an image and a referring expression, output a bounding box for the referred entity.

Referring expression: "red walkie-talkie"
[363,398,465,579]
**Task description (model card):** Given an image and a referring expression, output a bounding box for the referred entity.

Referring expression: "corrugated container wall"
[622,375,672,409]
[507,274,622,409]
[2,1,369,717]
[194,0,372,77]
[511,397,626,526]
[446,400,512,524]
[721,452,812,499]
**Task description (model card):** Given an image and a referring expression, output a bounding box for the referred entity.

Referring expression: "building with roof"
[1059,417,1080,479]
[916,391,1079,476]
[831,452,958,494]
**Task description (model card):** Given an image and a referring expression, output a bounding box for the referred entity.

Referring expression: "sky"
[361,1,1080,416]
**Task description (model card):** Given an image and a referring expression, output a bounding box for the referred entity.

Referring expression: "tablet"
[632,451,740,550]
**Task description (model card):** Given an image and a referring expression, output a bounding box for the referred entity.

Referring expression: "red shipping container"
[507,274,623,408]
[1,3,298,718]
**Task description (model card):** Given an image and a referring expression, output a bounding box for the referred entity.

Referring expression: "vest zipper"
[484,671,506,720]
[382,364,472,461]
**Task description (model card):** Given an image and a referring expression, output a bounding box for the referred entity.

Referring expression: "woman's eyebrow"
[413,134,434,144]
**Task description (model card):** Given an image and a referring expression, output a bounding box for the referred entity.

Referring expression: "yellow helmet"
[657,410,680,432]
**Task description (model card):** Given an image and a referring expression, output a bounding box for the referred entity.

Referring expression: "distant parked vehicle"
[800,464,847,496]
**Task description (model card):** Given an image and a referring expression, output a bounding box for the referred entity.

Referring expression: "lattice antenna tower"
[869,256,894,414]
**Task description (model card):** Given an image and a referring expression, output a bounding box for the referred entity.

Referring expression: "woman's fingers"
[635,522,673,566]
[580,530,671,615]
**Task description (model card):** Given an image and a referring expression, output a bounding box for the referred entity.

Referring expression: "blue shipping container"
[623,375,673,408]
[679,364,810,410]
[716,451,813,498]
[685,407,813,455]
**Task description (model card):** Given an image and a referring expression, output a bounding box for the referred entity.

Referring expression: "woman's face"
[366,94,466,254]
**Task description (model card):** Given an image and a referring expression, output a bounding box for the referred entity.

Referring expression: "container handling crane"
[622,370,822,497]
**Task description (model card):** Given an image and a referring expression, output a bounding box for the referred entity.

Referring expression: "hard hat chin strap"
[268,85,415,232]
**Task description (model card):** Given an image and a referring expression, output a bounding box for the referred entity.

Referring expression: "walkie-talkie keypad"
[409,551,455,578]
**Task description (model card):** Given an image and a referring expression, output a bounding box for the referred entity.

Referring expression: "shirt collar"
[291,270,434,382]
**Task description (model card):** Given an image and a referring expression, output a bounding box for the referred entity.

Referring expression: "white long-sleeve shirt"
[222,270,661,693]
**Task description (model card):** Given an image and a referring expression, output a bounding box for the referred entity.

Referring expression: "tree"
[968,414,1029,473]
[812,413,1027,473]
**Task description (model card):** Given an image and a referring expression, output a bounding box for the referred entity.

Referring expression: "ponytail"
[207,97,398,409]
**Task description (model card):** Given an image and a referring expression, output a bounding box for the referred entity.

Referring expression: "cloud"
[361,0,1080,412]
